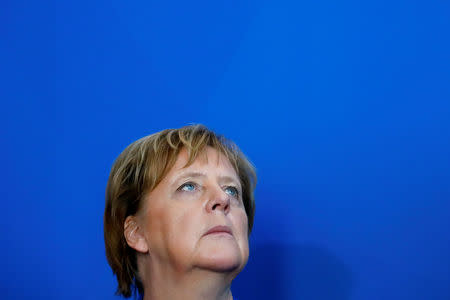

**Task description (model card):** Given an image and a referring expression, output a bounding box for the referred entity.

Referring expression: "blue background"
[2,0,450,299]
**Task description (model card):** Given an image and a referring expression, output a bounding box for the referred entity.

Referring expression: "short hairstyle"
[104,124,257,298]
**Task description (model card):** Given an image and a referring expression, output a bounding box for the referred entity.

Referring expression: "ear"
[124,216,149,254]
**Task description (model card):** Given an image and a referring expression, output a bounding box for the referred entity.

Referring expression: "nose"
[206,186,230,214]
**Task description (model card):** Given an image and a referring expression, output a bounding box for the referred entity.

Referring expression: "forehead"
[168,146,238,179]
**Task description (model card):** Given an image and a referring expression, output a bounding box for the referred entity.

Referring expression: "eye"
[224,186,239,198]
[178,182,197,192]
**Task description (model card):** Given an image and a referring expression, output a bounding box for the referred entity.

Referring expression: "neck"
[141,257,236,300]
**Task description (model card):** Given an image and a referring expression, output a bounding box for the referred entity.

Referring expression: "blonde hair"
[104,124,257,298]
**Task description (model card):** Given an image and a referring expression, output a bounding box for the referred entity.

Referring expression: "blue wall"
[2,0,450,299]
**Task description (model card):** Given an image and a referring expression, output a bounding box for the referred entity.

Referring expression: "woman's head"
[104,124,256,298]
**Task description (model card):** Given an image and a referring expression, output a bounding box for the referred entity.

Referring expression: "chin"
[198,258,243,273]
[195,245,247,273]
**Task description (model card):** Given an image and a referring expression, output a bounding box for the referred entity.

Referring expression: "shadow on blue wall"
[233,243,353,299]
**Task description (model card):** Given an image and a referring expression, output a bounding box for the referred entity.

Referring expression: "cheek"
[143,207,197,263]
[164,205,204,252]
[142,208,167,251]
[143,201,181,246]
[237,211,250,260]
[233,209,249,241]
[173,210,201,238]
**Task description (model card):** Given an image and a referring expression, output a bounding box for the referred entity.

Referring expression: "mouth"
[204,225,233,236]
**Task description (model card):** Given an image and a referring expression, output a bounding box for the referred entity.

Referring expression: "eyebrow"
[172,171,207,185]
[171,172,241,189]
[218,175,241,188]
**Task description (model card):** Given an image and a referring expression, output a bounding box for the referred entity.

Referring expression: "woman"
[104,124,257,300]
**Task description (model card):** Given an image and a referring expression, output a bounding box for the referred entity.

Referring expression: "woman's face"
[137,146,249,275]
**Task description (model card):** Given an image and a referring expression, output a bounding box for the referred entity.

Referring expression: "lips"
[204,225,233,236]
